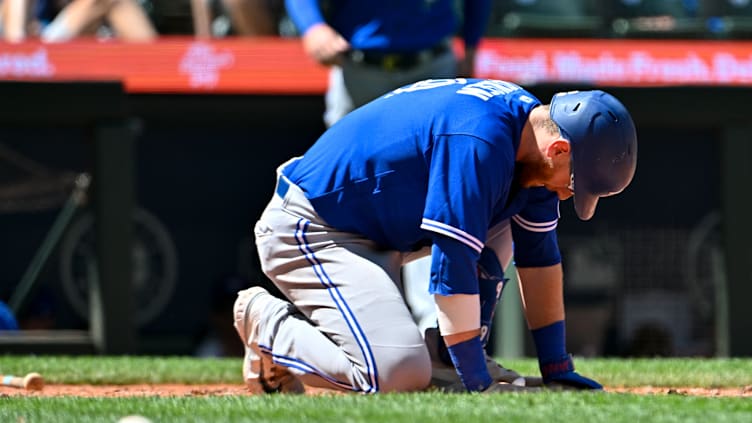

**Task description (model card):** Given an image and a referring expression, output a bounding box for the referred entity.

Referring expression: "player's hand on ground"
[302,23,350,66]
[545,371,602,390]
[540,354,603,390]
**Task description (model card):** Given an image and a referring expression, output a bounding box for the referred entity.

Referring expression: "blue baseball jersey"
[285,0,491,52]
[284,79,561,295]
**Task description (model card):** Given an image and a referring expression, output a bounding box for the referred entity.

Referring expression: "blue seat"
[701,0,752,38]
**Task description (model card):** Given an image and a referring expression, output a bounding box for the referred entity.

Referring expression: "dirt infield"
[2,384,751,397]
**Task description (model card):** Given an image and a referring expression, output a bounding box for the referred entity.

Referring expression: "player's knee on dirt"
[373,345,432,393]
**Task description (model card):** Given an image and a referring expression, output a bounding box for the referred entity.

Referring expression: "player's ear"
[546,139,571,158]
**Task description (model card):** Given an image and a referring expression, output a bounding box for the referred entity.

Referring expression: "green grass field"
[1,355,751,423]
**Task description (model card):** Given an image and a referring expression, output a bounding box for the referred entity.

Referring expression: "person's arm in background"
[190,0,213,38]
[517,264,602,389]
[106,0,156,41]
[221,0,277,36]
[3,0,29,42]
[458,0,491,77]
[284,0,348,66]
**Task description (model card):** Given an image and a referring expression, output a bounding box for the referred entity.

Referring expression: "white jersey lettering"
[384,78,466,98]
[456,80,522,101]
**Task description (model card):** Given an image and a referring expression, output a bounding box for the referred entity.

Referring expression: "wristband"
[446,336,493,392]
[531,320,567,363]
[538,354,603,389]
[539,354,575,380]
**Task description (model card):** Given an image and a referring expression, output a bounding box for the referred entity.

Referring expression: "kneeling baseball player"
[233,78,637,393]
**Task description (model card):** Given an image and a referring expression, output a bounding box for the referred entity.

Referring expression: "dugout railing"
[0,81,136,354]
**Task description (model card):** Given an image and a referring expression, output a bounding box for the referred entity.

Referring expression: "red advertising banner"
[0,37,329,94]
[475,38,752,87]
[1,37,752,93]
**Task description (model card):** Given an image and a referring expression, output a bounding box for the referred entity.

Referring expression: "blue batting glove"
[539,354,602,390]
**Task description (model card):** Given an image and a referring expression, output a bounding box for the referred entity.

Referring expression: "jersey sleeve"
[510,187,562,267]
[428,235,479,296]
[421,133,512,255]
[284,0,326,34]
[422,133,514,295]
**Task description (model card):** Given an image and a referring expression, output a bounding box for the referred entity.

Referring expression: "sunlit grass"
[1,391,751,423]
[3,355,750,387]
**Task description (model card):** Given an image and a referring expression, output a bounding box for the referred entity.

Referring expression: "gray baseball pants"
[252,163,432,393]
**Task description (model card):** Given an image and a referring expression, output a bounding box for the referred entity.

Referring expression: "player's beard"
[516,156,556,188]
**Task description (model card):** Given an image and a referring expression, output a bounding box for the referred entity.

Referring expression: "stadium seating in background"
[65,1,752,41]
[606,0,706,39]
[486,0,606,38]
[126,1,752,41]
[153,0,288,38]
[701,0,752,38]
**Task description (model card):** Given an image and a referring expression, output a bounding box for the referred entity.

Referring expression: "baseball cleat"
[485,357,528,386]
[424,327,539,387]
[233,286,304,394]
[486,359,543,387]
[430,354,531,387]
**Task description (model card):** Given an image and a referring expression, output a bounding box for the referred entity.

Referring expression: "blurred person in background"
[40,0,156,42]
[0,0,25,41]
[191,0,283,38]
[0,0,156,42]
[285,0,492,128]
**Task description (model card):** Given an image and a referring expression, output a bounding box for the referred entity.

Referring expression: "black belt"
[349,41,451,71]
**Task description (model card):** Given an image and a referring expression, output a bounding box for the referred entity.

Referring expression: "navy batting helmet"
[550,90,637,221]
